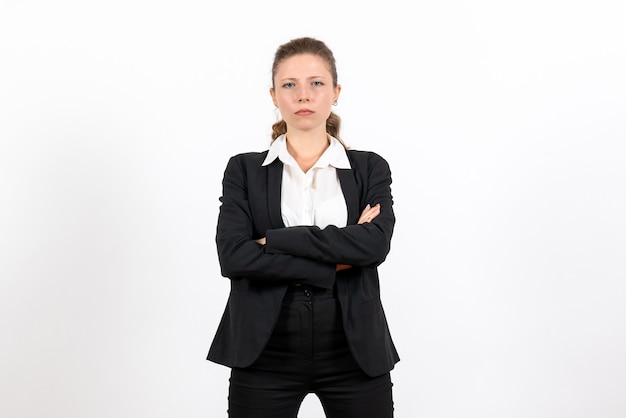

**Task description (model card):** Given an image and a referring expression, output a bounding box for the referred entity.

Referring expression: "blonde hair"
[270,37,347,149]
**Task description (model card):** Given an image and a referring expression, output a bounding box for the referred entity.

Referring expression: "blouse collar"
[262,134,351,169]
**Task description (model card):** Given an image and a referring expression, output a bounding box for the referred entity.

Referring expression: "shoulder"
[228,150,269,164]
[223,150,270,171]
[346,149,391,173]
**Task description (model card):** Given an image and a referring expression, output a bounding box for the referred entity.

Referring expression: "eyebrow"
[279,75,327,82]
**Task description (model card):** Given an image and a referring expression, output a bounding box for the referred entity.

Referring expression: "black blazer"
[207,148,400,377]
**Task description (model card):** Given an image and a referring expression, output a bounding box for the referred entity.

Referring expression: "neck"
[285,131,330,173]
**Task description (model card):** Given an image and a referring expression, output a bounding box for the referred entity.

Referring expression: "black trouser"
[228,285,394,418]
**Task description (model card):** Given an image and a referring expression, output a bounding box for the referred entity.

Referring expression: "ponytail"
[271,111,348,149]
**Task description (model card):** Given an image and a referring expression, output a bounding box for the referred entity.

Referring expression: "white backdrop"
[1,1,625,417]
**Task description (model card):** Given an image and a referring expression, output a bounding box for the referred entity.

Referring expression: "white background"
[1,1,625,417]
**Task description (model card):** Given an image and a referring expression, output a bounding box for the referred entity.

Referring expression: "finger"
[367,206,381,221]
[364,204,378,215]
[367,206,381,217]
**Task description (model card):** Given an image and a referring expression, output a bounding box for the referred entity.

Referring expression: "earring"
[332,100,338,106]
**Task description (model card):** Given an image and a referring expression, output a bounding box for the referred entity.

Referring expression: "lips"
[295,109,314,115]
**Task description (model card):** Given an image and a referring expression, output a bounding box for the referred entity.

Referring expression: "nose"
[297,86,310,102]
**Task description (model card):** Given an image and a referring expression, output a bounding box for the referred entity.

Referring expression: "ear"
[333,84,342,103]
[269,87,278,107]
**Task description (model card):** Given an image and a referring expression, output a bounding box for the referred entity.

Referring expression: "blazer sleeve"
[216,155,336,288]
[264,152,395,268]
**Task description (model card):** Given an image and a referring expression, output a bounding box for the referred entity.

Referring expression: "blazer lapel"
[338,168,360,225]
[267,160,285,229]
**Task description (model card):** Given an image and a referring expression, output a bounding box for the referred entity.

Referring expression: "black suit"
[207,148,399,377]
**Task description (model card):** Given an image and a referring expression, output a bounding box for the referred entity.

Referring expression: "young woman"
[207,36,399,418]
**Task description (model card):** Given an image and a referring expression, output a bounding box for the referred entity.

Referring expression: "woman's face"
[270,53,341,135]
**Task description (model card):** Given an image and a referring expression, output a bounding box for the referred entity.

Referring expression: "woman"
[207,36,399,418]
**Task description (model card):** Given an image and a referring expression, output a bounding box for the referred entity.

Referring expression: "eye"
[282,82,295,88]
[312,81,324,87]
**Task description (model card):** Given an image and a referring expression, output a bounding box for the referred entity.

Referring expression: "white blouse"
[262,134,351,229]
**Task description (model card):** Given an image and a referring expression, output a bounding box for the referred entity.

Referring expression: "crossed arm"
[255,203,381,271]
[216,153,394,288]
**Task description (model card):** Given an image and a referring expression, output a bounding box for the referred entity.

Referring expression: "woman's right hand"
[358,203,380,224]
[336,203,381,271]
